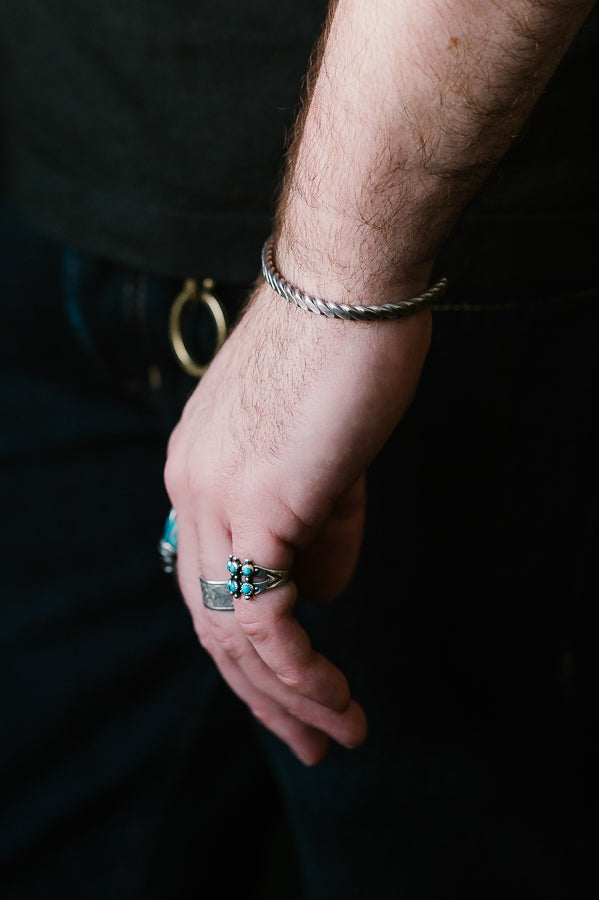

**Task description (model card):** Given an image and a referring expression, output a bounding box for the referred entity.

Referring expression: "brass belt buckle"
[168,277,228,377]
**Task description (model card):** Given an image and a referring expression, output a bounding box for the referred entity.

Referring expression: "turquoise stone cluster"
[227,555,256,598]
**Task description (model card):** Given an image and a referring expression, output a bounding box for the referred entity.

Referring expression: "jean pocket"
[61,248,169,395]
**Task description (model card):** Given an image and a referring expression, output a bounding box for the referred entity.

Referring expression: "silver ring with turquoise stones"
[160,509,290,610]
[226,555,290,599]
[159,508,178,574]
[200,555,290,612]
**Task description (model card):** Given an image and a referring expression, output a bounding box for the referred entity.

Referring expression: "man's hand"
[164,0,594,763]
[164,283,432,764]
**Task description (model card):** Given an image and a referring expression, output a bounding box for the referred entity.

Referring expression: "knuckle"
[165,423,181,460]
[188,467,225,509]
[218,631,245,663]
[276,668,305,692]
[195,626,216,656]
[237,616,269,645]
[163,452,183,500]
[195,615,238,660]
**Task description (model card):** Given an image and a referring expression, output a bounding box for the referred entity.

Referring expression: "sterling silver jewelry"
[226,555,290,598]
[159,508,178,574]
[261,235,448,321]
[200,579,236,611]
[201,556,291,611]
[160,507,290,610]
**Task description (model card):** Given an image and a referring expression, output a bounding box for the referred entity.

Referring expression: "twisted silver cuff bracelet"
[261,236,448,321]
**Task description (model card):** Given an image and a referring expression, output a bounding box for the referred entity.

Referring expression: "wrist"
[261,235,444,324]
[271,226,437,312]
[246,271,433,388]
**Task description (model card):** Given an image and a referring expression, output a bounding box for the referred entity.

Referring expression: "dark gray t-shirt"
[1,0,597,293]
[0,0,328,280]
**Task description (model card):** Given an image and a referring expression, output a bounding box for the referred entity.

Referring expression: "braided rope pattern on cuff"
[261,237,448,321]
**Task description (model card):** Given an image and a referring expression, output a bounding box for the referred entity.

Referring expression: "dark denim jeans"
[1,202,598,899]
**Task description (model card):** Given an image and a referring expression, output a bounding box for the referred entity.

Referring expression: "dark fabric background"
[0,0,329,280]
[0,1,598,289]
[1,201,597,899]
[1,3,598,896]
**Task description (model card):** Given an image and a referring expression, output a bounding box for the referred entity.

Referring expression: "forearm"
[166,0,594,762]
[276,0,595,301]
